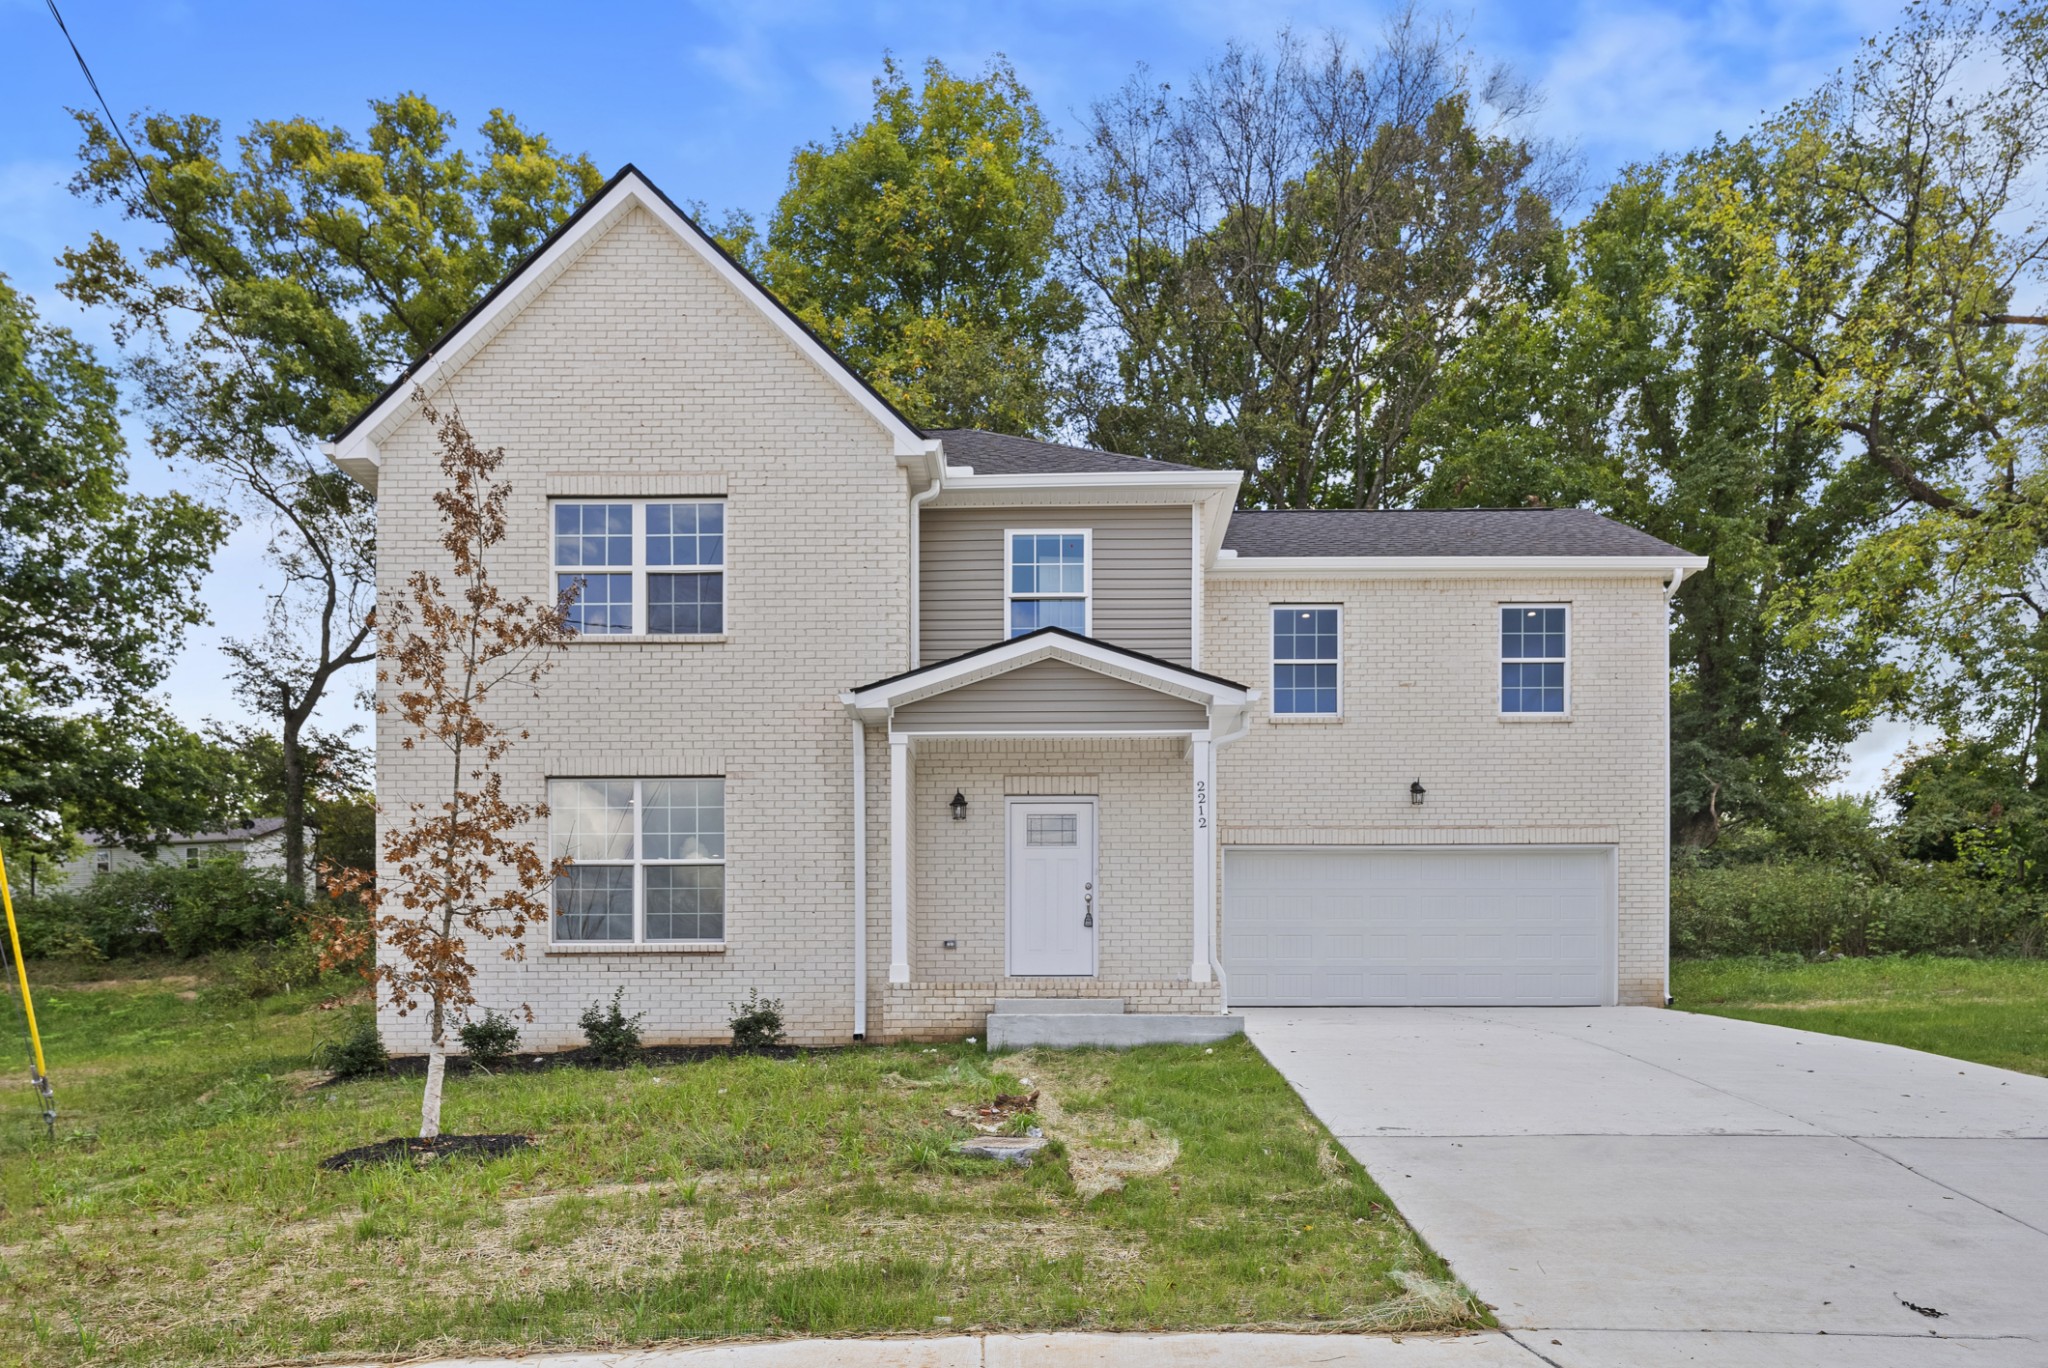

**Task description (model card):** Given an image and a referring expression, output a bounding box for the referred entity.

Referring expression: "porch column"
[1190,731,1214,983]
[889,732,912,984]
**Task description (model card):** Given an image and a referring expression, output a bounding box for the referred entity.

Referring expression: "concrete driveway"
[1245,1007,2048,1366]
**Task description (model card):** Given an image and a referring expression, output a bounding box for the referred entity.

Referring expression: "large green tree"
[1411,144,1889,844]
[62,94,602,889]
[1061,22,1569,506]
[0,275,224,852]
[744,56,1077,432]
[1412,0,2048,843]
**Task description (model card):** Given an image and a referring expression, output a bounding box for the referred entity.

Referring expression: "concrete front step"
[986,1012,1245,1050]
[991,997,1126,1015]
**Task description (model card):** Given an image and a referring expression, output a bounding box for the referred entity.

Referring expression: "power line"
[44,0,267,379]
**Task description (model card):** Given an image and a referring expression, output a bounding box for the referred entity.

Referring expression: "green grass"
[0,963,1477,1365]
[1673,955,2048,1076]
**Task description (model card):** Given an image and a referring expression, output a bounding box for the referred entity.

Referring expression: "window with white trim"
[1500,605,1568,713]
[550,778,726,943]
[1272,605,1340,715]
[552,500,724,636]
[1007,530,1089,636]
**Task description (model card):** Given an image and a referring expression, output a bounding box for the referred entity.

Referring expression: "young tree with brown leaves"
[323,395,574,1140]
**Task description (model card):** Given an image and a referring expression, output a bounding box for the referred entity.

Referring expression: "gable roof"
[324,164,939,488]
[930,429,1204,477]
[1222,508,1700,560]
[843,626,1251,719]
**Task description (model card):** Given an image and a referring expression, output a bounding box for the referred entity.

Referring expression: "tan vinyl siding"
[920,506,1193,664]
[891,659,1208,733]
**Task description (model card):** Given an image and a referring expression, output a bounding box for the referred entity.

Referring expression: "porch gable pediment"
[842,628,1253,731]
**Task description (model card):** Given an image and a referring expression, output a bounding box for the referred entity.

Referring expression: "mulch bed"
[367,1041,815,1079]
[319,1133,532,1172]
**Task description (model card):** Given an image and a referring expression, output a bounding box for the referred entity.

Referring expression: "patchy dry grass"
[0,965,1479,1365]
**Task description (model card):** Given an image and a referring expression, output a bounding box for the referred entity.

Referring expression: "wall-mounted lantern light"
[1409,780,1427,806]
[950,790,969,821]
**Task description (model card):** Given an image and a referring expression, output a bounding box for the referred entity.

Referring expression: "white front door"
[1007,800,1097,976]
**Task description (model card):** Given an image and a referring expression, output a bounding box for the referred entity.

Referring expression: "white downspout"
[907,466,944,669]
[1661,566,1687,1007]
[1205,703,1257,1011]
[851,714,868,1039]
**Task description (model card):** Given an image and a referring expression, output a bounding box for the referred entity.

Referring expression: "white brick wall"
[1204,574,1671,1005]
[907,737,1192,983]
[365,198,1675,1051]
[372,206,911,1051]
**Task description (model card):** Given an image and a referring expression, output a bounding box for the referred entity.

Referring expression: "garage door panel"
[1224,846,1612,1007]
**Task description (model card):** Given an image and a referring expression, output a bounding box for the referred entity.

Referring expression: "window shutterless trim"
[1270,603,1343,718]
[547,777,727,945]
[1004,527,1092,638]
[550,498,726,637]
[1498,602,1571,716]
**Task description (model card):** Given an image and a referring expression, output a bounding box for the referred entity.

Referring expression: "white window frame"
[549,499,726,638]
[185,846,200,867]
[548,777,727,945]
[1270,603,1343,717]
[1499,602,1571,717]
[1005,527,1092,638]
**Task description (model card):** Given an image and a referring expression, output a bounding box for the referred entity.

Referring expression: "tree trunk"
[420,1033,447,1140]
[280,687,308,898]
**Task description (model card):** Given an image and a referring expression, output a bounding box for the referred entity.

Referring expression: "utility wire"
[45,0,268,380]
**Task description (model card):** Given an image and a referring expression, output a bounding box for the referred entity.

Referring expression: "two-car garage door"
[1223,847,1613,1006]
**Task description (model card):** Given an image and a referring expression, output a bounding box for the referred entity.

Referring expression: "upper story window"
[94,850,111,874]
[185,846,200,867]
[1008,530,1090,636]
[1501,605,1569,714]
[550,777,726,944]
[1272,606,1340,715]
[553,500,725,637]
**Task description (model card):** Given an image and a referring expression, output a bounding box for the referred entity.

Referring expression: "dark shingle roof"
[930,429,1206,476]
[1221,508,1697,559]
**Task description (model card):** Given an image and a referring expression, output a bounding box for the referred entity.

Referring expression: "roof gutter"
[1208,553,1712,579]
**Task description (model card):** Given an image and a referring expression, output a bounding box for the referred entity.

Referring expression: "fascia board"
[325,172,936,471]
[845,637,1251,716]
[1207,554,1711,579]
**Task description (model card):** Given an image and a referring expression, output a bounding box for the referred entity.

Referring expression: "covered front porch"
[842,629,1254,1040]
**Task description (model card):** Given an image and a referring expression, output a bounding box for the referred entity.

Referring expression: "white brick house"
[327,167,1706,1051]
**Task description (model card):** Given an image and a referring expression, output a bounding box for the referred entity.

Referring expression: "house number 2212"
[1195,779,1208,829]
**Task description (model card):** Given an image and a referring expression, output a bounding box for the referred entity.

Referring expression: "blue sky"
[0,0,1919,789]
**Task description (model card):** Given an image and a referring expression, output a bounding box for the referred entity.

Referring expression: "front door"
[1007,800,1097,976]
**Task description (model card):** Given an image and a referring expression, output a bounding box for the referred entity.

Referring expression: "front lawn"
[1672,955,2048,1076]
[0,965,1478,1366]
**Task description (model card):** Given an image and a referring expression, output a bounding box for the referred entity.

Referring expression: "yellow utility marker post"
[0,849,55,1135]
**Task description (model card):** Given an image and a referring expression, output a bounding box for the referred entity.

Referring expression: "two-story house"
[328,168,1705,1051]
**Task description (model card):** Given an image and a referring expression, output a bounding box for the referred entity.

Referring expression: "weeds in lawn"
[0,960,1480,1366]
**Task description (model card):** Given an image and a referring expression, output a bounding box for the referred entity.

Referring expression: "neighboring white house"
[328,166,1707,1051]
[50,817,305,890]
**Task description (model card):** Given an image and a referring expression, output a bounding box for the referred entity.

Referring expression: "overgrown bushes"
[10,859,299,959]
[1671,858,2044,959]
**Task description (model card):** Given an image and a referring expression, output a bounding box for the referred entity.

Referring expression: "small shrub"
[727,987,785,1050]
[578,988,645,1065]
[458,1008,521,1068]
[316,1014,389,1079]
[216,934,326,1001]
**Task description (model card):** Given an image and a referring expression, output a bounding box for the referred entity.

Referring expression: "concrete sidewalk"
[353,1331,1531,1366]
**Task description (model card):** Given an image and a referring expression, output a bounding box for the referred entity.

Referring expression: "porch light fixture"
[950,790,969,821]
[1409,780,1427,806]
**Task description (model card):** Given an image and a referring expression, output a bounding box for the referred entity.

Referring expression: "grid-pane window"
[1501,606,1568,713]
[551,500,726,636]
[1272,606,1340,715]
[1008,531,1089,637]
[550,778,726,943]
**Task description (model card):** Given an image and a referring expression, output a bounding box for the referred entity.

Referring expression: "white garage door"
[1223,847,1613,1006]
